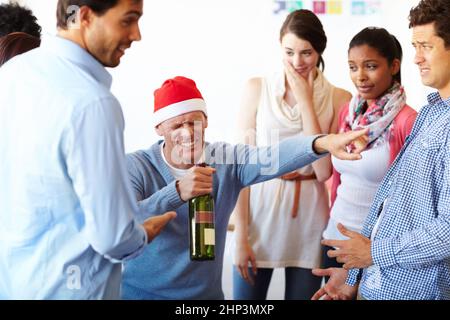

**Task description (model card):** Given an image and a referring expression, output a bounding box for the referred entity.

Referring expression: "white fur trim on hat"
[153,98,207,127]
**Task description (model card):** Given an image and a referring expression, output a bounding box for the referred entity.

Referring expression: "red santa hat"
[153,76,207,127]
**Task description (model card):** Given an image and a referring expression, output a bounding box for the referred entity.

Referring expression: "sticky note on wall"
[273,1,286,14]
[287,1,304,12]
[351,1,366,15]
[273,1,304,14]
[313,1,326,14]
[327,0,343,14]
[366,0,381,14]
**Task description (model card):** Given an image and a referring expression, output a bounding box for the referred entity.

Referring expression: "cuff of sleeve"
[372,237,397,268]
[104,224,147,263]
[167,180,185,208]
[345,268,362,286]
[311,134,329,156]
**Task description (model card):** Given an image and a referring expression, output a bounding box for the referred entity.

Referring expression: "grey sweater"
[122,135,323,299]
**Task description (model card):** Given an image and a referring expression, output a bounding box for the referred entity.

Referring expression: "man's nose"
[130,24,142,42]
[181,124,194,135]
[414,49,424,65]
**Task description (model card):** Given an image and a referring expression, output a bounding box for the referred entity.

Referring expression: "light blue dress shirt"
[346,93,450,299]
[0,35,147,299]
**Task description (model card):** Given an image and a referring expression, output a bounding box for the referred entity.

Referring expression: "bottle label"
[195,211,214,224]
[204,228,215,245]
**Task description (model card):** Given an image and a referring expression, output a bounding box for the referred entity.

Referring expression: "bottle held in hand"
[188,163,215,261]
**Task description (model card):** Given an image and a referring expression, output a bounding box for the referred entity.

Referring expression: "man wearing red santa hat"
[121,76,367,299]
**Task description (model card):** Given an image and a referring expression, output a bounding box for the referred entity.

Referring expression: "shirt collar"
[427,91,450,107]
[159,142,189,175]
[41,34,113,89]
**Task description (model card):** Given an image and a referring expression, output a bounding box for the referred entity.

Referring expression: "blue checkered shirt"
[346,92,450,300]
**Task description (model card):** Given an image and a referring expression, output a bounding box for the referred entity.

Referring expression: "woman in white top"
[233,9,351,300]
[320,27,416,276]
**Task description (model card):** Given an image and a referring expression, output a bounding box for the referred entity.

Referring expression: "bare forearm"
[300,102,332,181]
[234,187,250,243]
[311,155,332,182]
[300,101,322,135]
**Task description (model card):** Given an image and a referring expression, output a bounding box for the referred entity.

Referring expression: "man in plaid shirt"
[313,0,450,300]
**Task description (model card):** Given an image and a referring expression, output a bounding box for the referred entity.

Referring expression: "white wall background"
[3,0,430,153]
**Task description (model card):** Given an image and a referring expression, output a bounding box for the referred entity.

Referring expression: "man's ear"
[78,5,95,28]
[155,124,163,136]
[203,114,208,129]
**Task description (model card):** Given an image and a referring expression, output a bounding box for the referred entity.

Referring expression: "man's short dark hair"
[409,0,450,48]
[56,0,119,29]
[0,2,42,39]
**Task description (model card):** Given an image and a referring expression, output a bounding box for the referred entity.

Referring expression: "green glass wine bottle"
[188,164,215,261]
